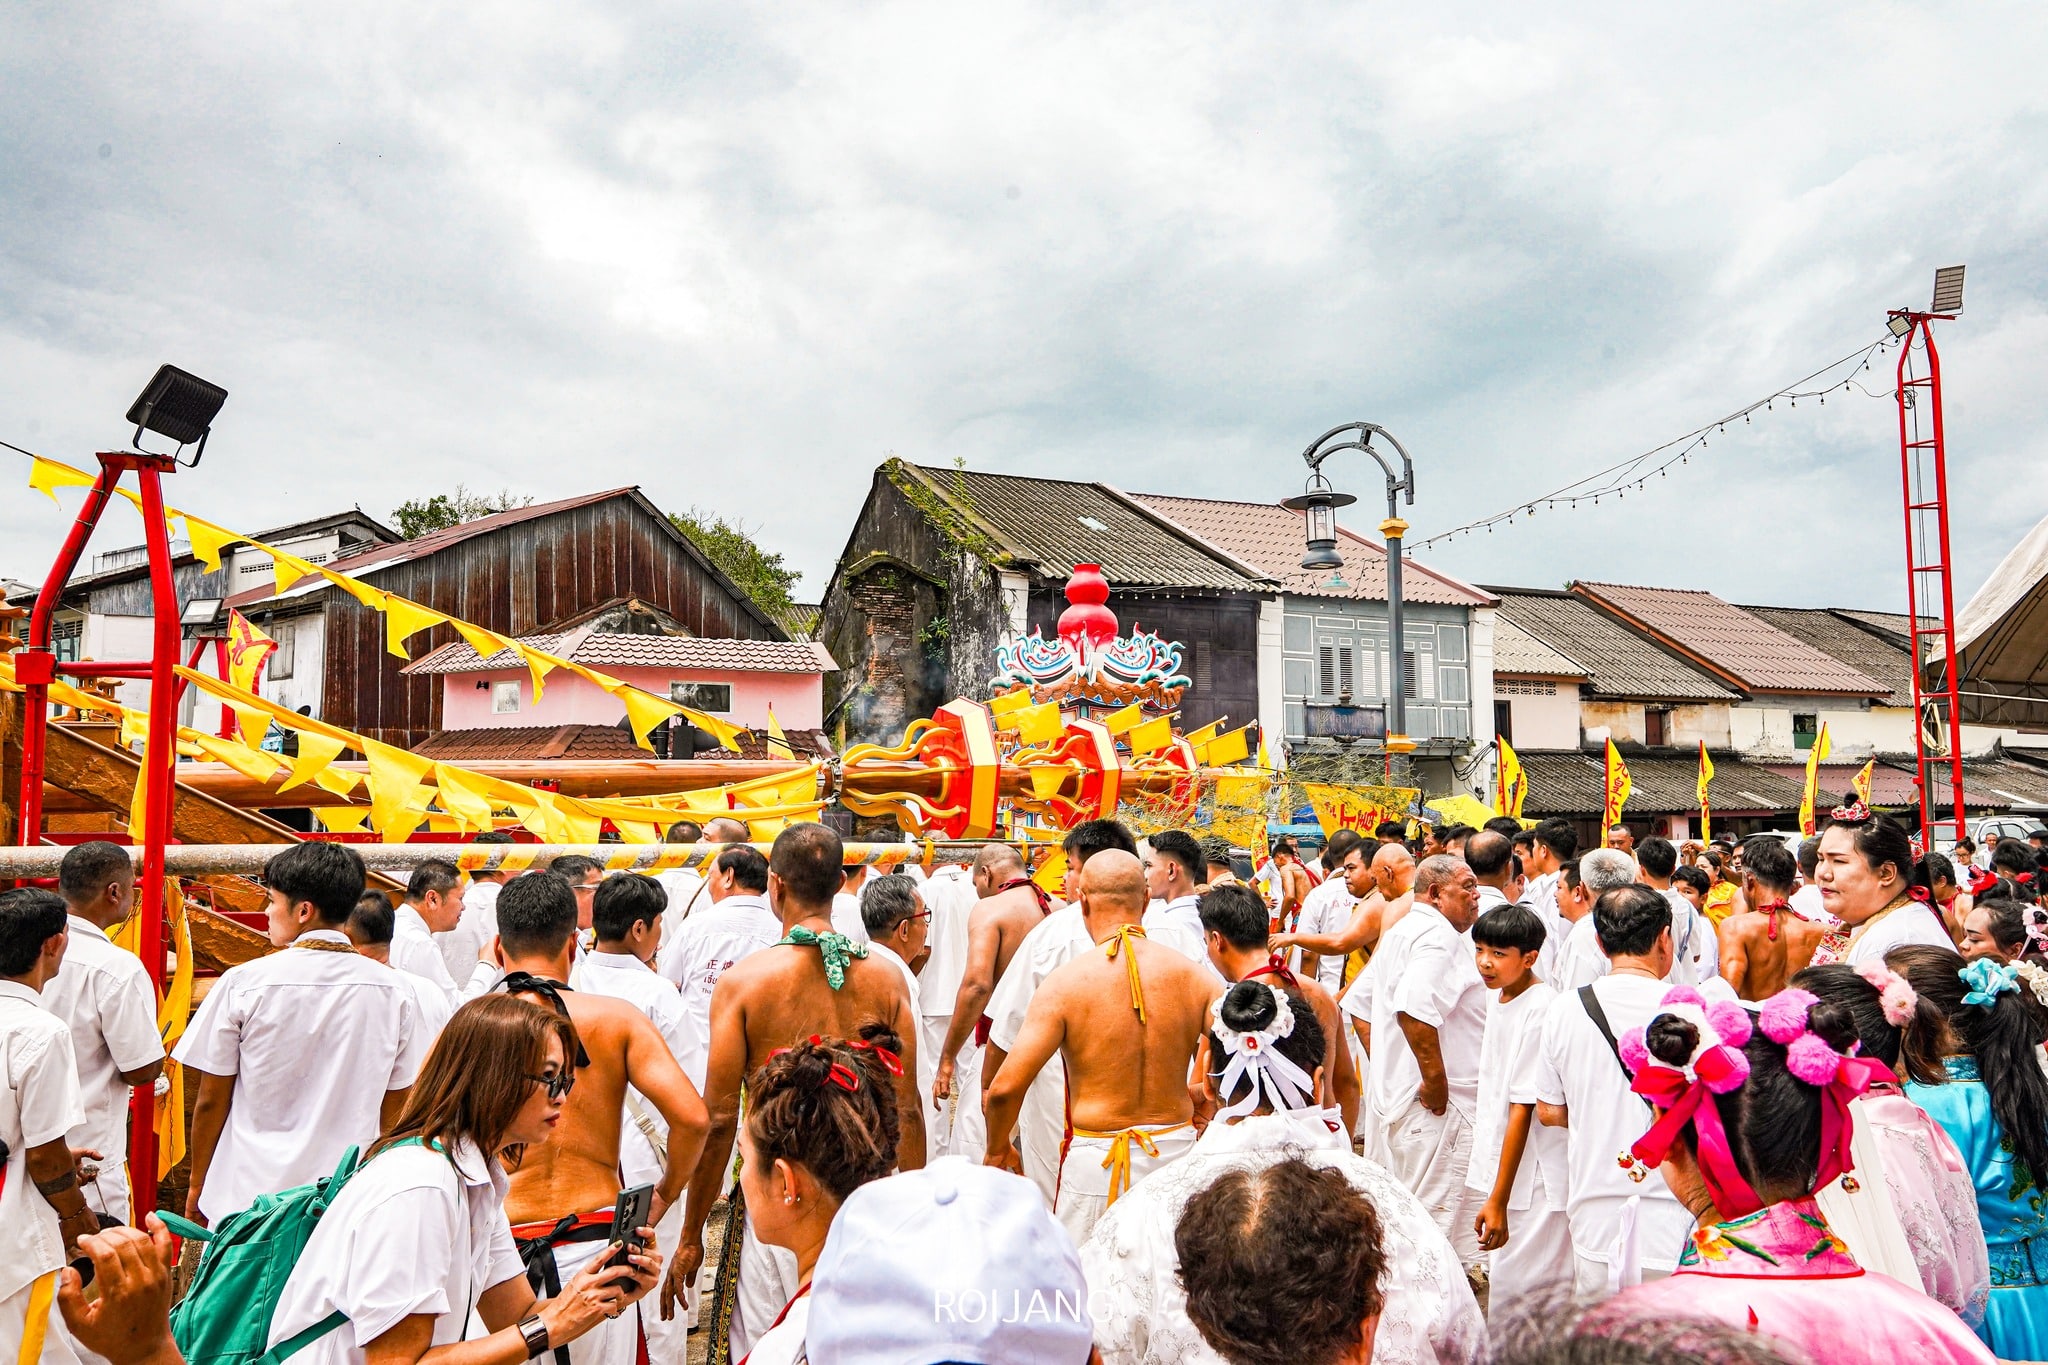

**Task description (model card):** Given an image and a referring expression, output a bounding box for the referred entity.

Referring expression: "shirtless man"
[1718,835,1822,1000]
[1271,841,1417,968]
[984,849,1222,1246]
[931,844,1051,1113]
[493,871,710,1365]
[1269,838,1314,933]
[671,823,923,1362]
[1197,881,1359,1133]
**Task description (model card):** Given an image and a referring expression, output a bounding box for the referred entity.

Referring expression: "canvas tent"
[1948,511,2048,730]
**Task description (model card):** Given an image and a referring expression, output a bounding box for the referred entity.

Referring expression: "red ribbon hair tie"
[849,1040,904,1076]
[824,1062,861,1093]
[1908,886,1933,905]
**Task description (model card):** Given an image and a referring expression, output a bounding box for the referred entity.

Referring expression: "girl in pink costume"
[1597,983,1993,1364]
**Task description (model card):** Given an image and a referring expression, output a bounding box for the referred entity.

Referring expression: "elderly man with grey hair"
[1339,853,1488,1266]
[1549,848,1636,990]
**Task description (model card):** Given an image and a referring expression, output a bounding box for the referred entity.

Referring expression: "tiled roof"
[1488,589,1735,701]
[1574,582,1886,697]
[903,465,1273,592]
[1757,759,2048,815]
[773,602,821,640]
[1518,749,1809,818]
[406,627,835,676]
[413,724,649,761]
[700,727,835,761]
[1491,616,1589,679]
[1740,606,1916,705]
[1129,494,1492,606]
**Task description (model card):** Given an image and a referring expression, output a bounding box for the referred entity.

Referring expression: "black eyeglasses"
[527,1071,575,1101]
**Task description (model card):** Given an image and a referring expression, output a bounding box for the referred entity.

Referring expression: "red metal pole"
[128,455,179,1214]
[1919,324,1969,842]
[15,462,123,846]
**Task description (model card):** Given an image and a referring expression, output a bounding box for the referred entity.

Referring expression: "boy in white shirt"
[1530,884,1693,1299]
[570,873,695,1357]
[344,893,453,1045]
[175,842,426,1227]
[1467,902,1572,1310]
[42,842,164,1225]
[0,887,92,1365]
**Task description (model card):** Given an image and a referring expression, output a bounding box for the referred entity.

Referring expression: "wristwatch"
[517,1313,550,1360]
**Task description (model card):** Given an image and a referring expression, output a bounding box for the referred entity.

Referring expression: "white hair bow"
[1212,985,1319,1121]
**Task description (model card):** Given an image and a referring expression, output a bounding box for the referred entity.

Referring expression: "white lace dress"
[1078,1110,1486,1365]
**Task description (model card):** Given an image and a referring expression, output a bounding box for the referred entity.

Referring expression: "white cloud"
[2,0,2046,619]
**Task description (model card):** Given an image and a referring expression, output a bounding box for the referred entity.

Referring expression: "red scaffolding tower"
[1892,266,1969,842]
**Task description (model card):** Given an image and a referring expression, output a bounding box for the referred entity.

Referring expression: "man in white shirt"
[1139,830,1210,963]
[1520,819,1577,981]
[570,872,695,1360]
[859,875,933,1113]
[1354,854,1488,1265]
[390,860,496,1007]
[1553,849,1637,991]
[1467,830,1517,914]
[175,842,426,1227]
[42,843,163,1226]
[912,861,981,1157]
[830,861,871,943]
[1788,836,1833,924]
[1289,829,1364,989]
[655,845,781,1091]
[982,819,1135,1205]
[0,888,93,1365]
[344,892,454,1045]
[436,829,517,978]
[1530,883,1692,1299]
[1636,837,1719,985]
[653,816,752,953]
[548,855,606,960]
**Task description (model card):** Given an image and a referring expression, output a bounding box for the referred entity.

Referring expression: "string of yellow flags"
[22,453,746,753]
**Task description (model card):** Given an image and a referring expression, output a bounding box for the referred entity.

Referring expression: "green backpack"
[160,1140,422,1365]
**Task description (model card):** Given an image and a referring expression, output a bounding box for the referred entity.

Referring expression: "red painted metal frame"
[1894,315,1969,841]
[15,451,181,1215]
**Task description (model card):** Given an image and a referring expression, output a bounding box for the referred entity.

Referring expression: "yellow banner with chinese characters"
[1301,783,1420,838]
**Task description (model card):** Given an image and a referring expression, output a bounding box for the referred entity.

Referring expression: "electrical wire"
[1413,332,1900,548]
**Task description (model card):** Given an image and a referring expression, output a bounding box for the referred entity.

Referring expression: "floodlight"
[1887,314,1913,339]
[1930,265,1965,315]
[180,598,224,628]
[1281,477,1357,571]
[126,364,228,466]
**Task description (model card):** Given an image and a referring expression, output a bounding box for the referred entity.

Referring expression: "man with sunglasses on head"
[494,871,709,1365]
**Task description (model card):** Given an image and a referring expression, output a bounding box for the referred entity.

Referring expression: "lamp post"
[1281,422,1418,757]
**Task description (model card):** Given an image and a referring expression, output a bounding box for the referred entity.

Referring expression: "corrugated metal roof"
[1576,582,1886,697]
[1520,749,1810,817]
[1130,494,1492,606]
[406,629,834,676]
[1756,759,2043,815]
[1492,616,1589,678]
[905,465,1272,592]
[1741,606,1916,705]
[1488,589,1735,701]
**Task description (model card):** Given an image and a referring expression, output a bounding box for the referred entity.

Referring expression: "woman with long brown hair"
[268,995,662,1364]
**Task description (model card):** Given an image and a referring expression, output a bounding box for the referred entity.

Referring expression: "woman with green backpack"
[260,994,661,1364]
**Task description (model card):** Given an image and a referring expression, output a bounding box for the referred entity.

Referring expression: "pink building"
[405,620,834,757]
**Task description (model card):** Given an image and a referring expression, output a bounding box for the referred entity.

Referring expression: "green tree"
[390,485,532,539]
[669,507,799,617]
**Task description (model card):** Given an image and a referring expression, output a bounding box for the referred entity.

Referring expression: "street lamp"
[1281,422,1418,754]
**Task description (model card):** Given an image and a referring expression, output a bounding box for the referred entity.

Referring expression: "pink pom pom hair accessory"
[1852,960,1920,1028]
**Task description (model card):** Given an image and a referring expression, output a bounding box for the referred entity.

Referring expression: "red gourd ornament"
[1057,564,1118,675]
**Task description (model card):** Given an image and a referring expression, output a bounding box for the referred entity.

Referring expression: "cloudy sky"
[4,2,2045,615]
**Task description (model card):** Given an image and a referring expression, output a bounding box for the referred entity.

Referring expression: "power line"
[1413,333,1899,548]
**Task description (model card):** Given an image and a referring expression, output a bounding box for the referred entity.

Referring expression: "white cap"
[807,1156,1093,1364]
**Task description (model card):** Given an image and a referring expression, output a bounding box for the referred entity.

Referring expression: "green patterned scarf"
[779,925,869,990]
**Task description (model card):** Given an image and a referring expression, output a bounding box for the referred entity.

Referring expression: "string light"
[1413,332,1898,549]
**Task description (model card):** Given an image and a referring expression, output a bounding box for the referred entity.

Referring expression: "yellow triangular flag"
[617,687,685,749]
[611,820,661,845]
[313,764,362,797]
[316,568,389,614]
[28,456,99,503]
[319,806,373,834]
[1014,701,1067,747]
[268,547,321,594]
[279,731,350,793]
[451,619,520,664]
[1026,764,1069,800]
[1101,703,1145,735]
[765,705,795,760]
[177,514,244,573]
[1182,719,1225,751]
[227,698,272,750]
[433,763,499,833]
[384,596,450,659]
[509,642,557,703]
[363,739,437,840]
[192,733,287,784]
[1127,713,1175,756]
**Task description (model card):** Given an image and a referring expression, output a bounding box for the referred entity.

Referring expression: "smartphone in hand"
[604,1183,655,1270]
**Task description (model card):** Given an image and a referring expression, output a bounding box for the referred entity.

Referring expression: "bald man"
[1271,841,1417,968]
[984,849,1222,1246]
[932,844,1054,1108]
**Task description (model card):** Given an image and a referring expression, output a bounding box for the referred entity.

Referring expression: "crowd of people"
[3,798,2046,1363]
